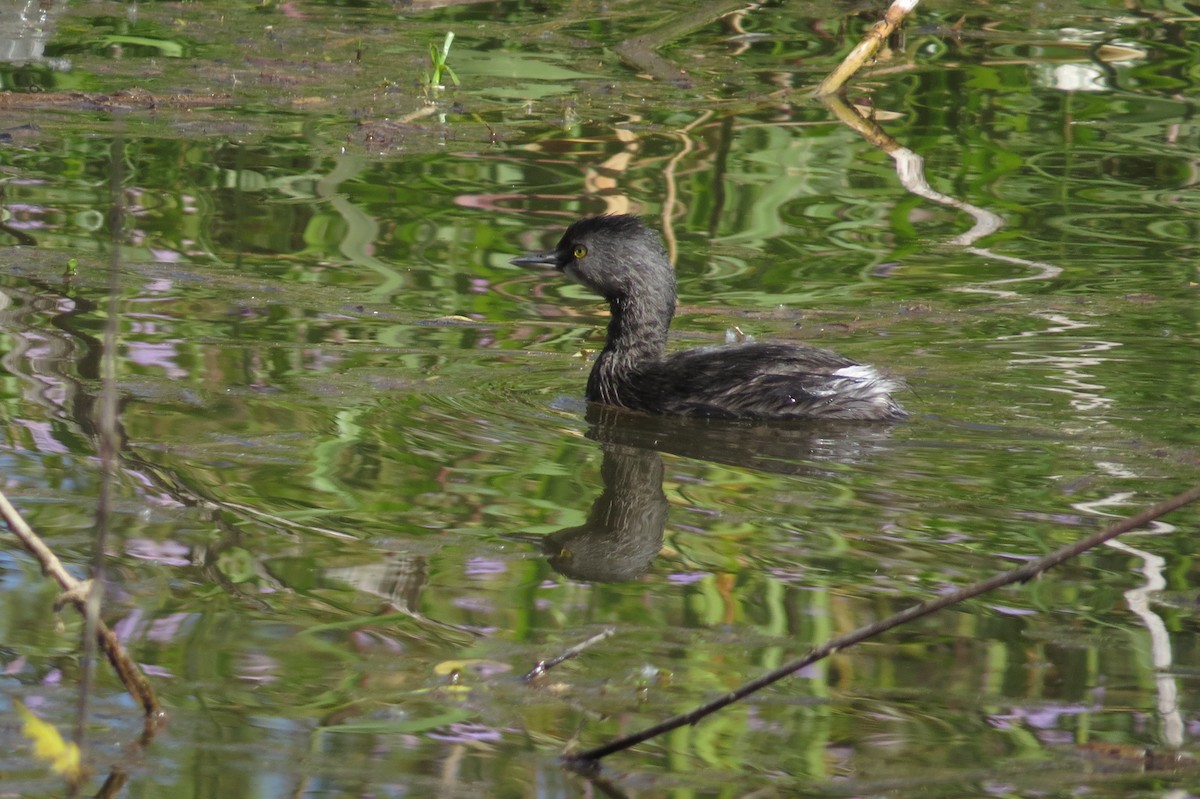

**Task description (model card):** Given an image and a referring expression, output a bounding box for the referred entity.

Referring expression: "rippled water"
[1,0,1198,796]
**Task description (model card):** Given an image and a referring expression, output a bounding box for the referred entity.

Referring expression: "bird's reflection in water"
[513,404,899,583]
[515,421,669,583]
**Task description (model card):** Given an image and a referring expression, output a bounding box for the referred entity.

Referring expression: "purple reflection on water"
[148,612,192,642]
[126,538,191,566]
[465,558,507,578]
[988,702,1096,731]
[113,609,145,644]
[452,596,494,613]
[304,348,345,372]
[766,568,807,583]
[150,248,183,263]
[237,653,279,684]
[1036,728,1074,745]
[126,341,187,379]
[140,664,173,678]
[666,572,707,585]
[16,420,70,454]
[796,662,822,679]
[465,661,512,678]
[140,278,175,294]
[352,630,405,653]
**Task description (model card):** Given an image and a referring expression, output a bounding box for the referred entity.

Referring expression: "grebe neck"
[603,293,673,361]
[587,293,673,404]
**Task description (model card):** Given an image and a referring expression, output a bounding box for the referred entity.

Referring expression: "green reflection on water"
[1,0,1198,796]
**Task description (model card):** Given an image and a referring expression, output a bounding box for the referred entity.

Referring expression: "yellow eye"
[573,244,588,259]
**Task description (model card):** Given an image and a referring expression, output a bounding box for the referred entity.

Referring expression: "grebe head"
[510,214,673,303]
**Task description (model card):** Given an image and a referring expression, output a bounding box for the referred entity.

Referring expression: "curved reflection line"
[822,95,1065,299]
[1104,539,1183,748]
[998,314,1100,340]
[891,148,1005,246]
[1074,492,1183,748]
[661,110,714,264]
[954,247,1065,299]
[1004,338,1122,415]
[881,118,1102,413]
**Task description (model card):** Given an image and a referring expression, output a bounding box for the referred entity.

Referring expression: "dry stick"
[524,628,616,682]
[0,490,161,717]
[563,483,1200,767]
[815,0,920,97]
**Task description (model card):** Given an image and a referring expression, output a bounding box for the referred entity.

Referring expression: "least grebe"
[511,215,906,422]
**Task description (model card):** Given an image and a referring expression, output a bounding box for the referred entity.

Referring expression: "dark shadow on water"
[582,403,899,475]
[511,404,900,582]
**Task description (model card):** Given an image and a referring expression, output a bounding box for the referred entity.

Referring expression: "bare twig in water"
[0,491,161,718]
[816,0,921,97]
[524,628,616,682]
[563,483,1200,768]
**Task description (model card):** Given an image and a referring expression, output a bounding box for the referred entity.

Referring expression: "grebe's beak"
[510,250,563,269]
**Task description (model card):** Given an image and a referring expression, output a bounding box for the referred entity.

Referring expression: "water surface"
[1,1,1198,796]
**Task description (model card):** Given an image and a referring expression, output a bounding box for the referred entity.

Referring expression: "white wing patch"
[833,364,882,382]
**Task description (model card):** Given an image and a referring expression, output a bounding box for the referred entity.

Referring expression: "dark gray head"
[510,214,675,303]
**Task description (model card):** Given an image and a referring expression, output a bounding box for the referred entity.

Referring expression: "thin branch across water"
[564,483,1200,767]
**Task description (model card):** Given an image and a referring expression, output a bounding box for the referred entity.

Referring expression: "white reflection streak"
[1003,336,1122,415]
[890,148,1064,297]
[997,312,1096,340]
[887,110,1114,417]
[888,93,1184,757]
[891,148,1004,246]
[956,247,1065,298]
[1075,493,1183,749]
